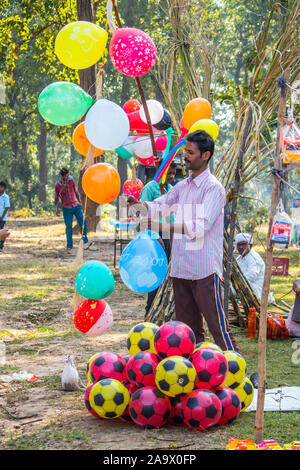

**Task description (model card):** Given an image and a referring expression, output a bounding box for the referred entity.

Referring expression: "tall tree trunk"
[76,0,99,232]
[38,117,47,203]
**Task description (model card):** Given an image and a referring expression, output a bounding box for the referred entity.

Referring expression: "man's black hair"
[60,167,69,176]
[0,181,7,188]
[186,130,215,161]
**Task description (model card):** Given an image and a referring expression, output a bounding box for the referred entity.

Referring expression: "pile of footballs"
[84,321,254,431]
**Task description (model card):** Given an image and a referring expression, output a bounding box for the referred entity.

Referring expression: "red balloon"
[73,299,113,337]
[123,99,141,114]
[137,156,154,166]
[127,110,155,134]
[109,28,157,77]
[123,178,144,199]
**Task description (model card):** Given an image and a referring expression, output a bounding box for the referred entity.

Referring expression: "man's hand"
[0,229,10,241]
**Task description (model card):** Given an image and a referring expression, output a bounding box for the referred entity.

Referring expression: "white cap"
[235,232,253,250]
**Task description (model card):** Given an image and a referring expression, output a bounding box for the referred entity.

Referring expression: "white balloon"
[134,137,153,159]
[139,99,164,125]
[85,99,130,151]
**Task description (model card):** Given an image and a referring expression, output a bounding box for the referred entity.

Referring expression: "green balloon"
[116,146,132,159]
[38,81,93,126]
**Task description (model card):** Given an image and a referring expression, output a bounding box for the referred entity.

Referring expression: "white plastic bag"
[271,199,292,249]
[61,355,80,391]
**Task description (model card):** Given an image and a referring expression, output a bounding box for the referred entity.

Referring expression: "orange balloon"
[72,122,104,158]
[82,163,121,204]
[183,98,212,130]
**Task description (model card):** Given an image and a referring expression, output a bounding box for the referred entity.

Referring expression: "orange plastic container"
[247,308,257,338]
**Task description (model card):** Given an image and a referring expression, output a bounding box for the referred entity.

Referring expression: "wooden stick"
[254,73,289,444]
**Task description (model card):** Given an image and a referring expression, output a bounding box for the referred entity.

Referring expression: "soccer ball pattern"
[169,396,185,425]
[119,382,139,423]
[84,384,102,419]
[86,352,102,384]
[223,350,247,389]
[127,322,158,356]
[154,321,196,359]
[129,386,171,429]
[89,379,130,419]
[214,386,241,425]
[89,352,127,383]
[181,389,222,431]
[234,377,254,411]
[193,342,223,354]
[126,352,159,388]
[155,356,196,397]
[191,348,228,390]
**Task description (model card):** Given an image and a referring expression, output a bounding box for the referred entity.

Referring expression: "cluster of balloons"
[73,260,115,337]
[181,97,219,141]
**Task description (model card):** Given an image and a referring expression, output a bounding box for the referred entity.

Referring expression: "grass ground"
[0,216,299,450]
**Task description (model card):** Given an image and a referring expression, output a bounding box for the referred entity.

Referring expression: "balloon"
[188,118,219,141]
[123,99,141,114]
[137,156,154,166]
[82,163,120,204]
[119,230,168,293]
[109,28,156,77]
[154,110,173,131]
[123,179,144,199]
[84,99,130,150]
[75,260,115,300]
[73,299,113,337]
[155,135,168,151]
[127,110,154,134]
[55,21,108,70]
[116,136,136,159]
[134,137,153,159]
[38,81,93,126]
[183,98,212,130]
[139,100,164,125]
[72,122,104,157]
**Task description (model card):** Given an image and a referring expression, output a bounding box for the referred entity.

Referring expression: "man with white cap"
[235,232,275,303]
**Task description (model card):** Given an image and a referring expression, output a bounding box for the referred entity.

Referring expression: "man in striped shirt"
[127,130,239,352]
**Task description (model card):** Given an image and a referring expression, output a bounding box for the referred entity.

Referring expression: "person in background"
[54,168,88,254]
[286,278,300,338]
[0,181,10,252]
[235,232,275,303]
[139,161,177,315]
[127,130,239,352]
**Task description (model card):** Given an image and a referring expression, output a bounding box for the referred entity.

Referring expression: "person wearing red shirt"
[54,168,88,254]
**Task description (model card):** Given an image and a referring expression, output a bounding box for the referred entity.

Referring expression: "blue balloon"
[74,260,115,300]
[119,230,168,293]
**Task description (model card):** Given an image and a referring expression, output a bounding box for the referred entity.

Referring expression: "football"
[234,377,254,411]
[193,342,223,354]
[155,355,196,397]
[154,321,196,359]
[89,351,127,383]
[84,383,102,419]
[223,350,247,389]
[214,385,241,425]
[127,322,158,356]
[191,348,228,390]
[181,389,222,431]
[126,351,159,388]
[129,386,171,429]
[89,379,130,419]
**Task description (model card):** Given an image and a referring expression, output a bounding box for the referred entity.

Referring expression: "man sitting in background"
[235,232,275,303]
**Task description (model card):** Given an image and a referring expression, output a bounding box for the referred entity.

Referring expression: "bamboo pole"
[254,74,289,444]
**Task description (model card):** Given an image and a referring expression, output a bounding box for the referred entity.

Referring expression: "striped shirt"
[146,168,226,280]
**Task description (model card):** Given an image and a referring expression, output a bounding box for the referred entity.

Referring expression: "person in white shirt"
[235,233,275,303]
[0,181,10,252]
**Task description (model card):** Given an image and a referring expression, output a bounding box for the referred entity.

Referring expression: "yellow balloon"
[55,21,108,70]
[189,118,219,141]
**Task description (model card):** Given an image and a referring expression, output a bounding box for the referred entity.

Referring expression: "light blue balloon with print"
[74,260,115,300]
[119,230,168,293]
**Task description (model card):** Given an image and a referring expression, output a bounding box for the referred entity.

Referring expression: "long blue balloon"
[154,138,186,182]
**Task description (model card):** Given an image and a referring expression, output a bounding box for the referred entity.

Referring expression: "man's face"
[237,241,251,256]
[0,186,5,195]
[166,167,176,185]
[61,173,69,182]
[183,141,210,172]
